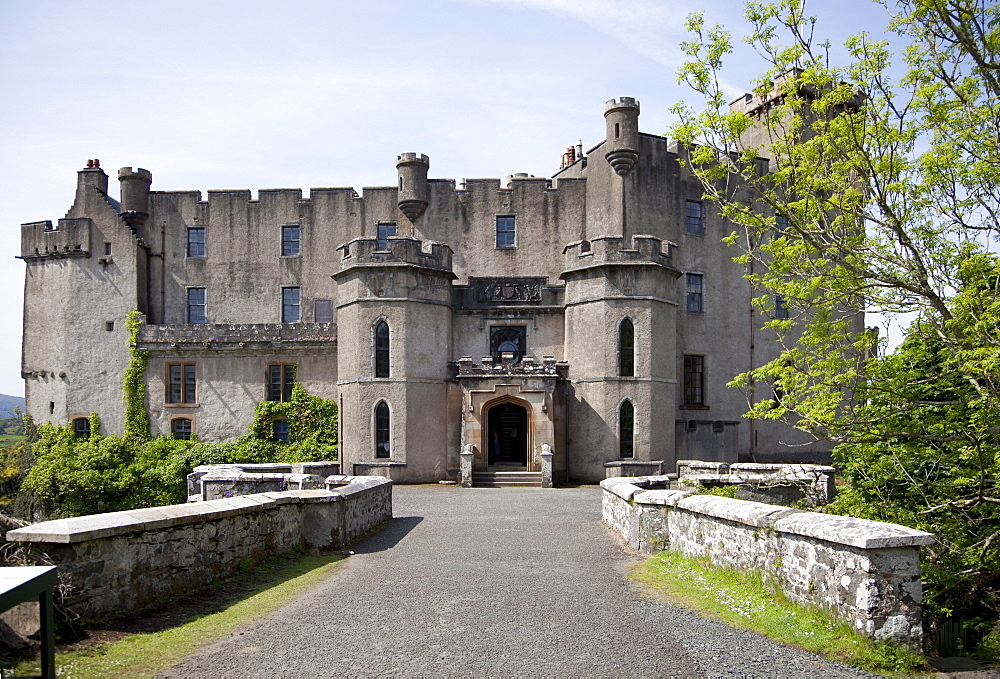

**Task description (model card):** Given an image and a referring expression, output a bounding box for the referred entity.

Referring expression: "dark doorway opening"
[487,402,528,468]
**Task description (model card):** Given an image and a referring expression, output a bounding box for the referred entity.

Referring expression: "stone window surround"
[171,416,194,440]
[187,287,207,324]
[618,398,635,459]
[166,362,198,405]
[682,354,706,408]
[495,214,516,248]
[685,273,704,313]
[186,227,206,258]
[267,363,297,402]
[374,400,391,459]
[281,286,301,323]
[618,316,635,377]
[71,416,90,439]
[280,223,301,257]
[372,317,390,378]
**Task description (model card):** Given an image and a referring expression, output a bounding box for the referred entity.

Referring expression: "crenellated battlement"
[337,236,454,274]
[604,97,640,115]
[19,219,92,261]
[562,234,675,271]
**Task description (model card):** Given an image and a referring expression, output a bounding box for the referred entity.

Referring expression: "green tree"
[671,0,1000,627]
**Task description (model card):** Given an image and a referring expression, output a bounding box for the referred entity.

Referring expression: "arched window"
[619,318,634,377]
[619,401,634,459]
[374,320,390,378]
[375,401,390,458]
[171,417,193,440]
[72,417,90,439]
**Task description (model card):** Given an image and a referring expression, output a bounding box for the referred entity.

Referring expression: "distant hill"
[0,394,25,418]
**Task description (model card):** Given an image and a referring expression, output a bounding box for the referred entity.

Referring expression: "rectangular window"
[187,228,206,257]
[683,355,705,406]
[281,225,300,256]
[775,294,790,319]
[685,274,703,313]
[490,326,526,363]
[187,288,206,324]
[684,200,704,234]
[775,214,789,235]
[268,364,296,402]
[282,287,301,323]
[376,222,397,251]
[314,299,333,323]
[167,364,197,404]
[496,215,516,248]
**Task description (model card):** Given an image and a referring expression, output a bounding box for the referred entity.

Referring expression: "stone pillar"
[540,443,554,488]
[460,444,474,488]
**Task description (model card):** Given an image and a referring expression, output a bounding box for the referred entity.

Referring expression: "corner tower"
[561,235,681,480]
[333,236,455,482]
[396,153,430,221]
[604,97,640,176]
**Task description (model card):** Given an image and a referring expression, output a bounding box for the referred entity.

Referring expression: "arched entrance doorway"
[486,401,528,468]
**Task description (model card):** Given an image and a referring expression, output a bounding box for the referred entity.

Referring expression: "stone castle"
[19,95,840,484]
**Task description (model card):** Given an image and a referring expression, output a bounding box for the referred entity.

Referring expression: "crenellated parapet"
[337,236,455,276]
[137,322,337,353]
[561,234,677,275]
[456,355,568,379]
[19,219,92,261]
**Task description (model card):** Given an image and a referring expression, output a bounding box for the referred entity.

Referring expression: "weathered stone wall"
[5,476,392,621]
[602,476,934,648]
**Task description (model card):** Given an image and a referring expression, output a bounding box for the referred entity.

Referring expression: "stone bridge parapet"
[5,476,391,621]
[602,475,934,648]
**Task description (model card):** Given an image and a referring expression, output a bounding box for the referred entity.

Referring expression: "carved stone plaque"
[473,278,542,304]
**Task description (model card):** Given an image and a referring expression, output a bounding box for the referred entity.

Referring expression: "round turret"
[396,153,430,221]
[604,97,640,176]
[118,167,152,228]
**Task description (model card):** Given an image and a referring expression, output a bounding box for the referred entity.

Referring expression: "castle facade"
[19,97,835,484]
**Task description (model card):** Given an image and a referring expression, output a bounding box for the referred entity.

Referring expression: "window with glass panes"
[167,364,197,404]
[683,355,705,406]
[187,228,205,257]
[685,274,703,312]
[377,223,396,250]
[684,200,704,234]
[281,225,300,256]
[268,364,296,402]
[282,287,301,323]
[187,288,206,324]
[496,215,516,247]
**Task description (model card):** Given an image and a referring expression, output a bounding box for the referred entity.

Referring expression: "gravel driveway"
[162,485,874,677]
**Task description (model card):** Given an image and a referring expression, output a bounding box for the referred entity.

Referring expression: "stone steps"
[472,471,543,488]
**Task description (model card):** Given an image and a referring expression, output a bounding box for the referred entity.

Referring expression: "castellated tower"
[396,153,430,221]
[560,235,681,479]
[333,237,455,482]
[603,97,640,176]
[118,167,152,230]
[19,161,150,434]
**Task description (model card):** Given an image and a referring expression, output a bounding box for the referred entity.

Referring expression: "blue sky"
[0,0,896,397]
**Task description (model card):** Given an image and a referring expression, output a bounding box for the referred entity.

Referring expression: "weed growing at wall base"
[631,550,926,675]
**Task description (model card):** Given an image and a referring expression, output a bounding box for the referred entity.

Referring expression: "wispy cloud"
[454,0,694,69]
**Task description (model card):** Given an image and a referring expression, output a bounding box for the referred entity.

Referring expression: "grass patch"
[9,551,343,678]
[631,550,928,676]
[0,434,24,447]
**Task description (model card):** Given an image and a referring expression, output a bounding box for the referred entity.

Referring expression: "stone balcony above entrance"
[455,354,568,379]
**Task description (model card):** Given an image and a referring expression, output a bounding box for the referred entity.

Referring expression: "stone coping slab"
[6,477,392,544]
[604,476,935,550]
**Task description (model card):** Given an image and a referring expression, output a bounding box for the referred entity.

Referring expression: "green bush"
[17,386,338,519]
